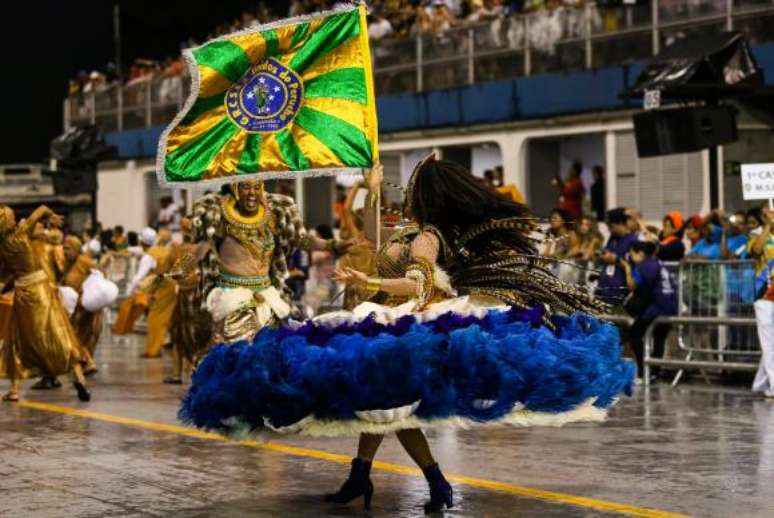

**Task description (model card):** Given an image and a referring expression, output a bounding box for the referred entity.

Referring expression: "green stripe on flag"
[289,12,360,74]
[275,129,310,170]
[165,119,239,181]
[295,107,372,167]
[304,68,366,104]
[192,41,251,82]
[181,93,226,126]
[290,23,310,50]
[237,133,262,173]
[263,30,279,57]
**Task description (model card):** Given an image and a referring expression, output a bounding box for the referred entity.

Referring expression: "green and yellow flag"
[157,4,378,186]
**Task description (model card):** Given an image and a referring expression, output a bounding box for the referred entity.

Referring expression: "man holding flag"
[181,180,345,344]
[157,5,377,342]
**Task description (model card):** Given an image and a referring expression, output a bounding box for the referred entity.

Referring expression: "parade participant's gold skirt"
[0,293,13,343]
[170,286,212,363]
[0,270,83,379]
[113,292,148,335]
[145,278,177,357]
[71,305,104,355]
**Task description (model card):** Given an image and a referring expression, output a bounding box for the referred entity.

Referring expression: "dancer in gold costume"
[0,205,90,402]
[163,218,212,384]
[63,235,102,372]
[141,228,176,358]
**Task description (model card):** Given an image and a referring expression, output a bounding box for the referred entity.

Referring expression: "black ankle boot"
[325,458,374,510]
[74,381,91,402]
[422,463,453,514]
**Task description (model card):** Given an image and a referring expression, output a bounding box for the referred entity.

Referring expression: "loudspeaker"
[51,168,97,196]
[633,106,738,157]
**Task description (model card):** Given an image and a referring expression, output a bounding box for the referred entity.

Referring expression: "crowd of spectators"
[67,0,653,98]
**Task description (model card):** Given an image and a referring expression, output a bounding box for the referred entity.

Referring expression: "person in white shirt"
[127,227,157,295]
[368,11,393,41]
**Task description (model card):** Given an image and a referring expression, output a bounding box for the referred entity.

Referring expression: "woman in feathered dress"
[180,156,634,513]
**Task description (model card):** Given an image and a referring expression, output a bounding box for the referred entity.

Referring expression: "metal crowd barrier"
[644,260,760,387]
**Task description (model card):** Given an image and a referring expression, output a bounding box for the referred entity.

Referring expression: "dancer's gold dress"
[65,254,103,355]
[0,217,84,379]
[143,244,177,357]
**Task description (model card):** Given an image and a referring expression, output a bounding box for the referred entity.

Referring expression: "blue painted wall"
[106,43,774,159]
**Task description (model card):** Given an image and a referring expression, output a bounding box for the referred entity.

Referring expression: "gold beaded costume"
[0,209,85,380]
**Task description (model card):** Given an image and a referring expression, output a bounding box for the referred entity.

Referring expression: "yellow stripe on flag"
[302,97,367,132]
[299,37,363,83]
[228,32,268,63]
[291,125,344,169]
[357,4,379,164]
[258,133,288,171]
[204,129,248,180]
[166,105,228,154]
[198,65,234,97]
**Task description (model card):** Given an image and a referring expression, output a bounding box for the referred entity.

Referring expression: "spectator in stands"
[621,240,677,380]
[686,217,722,260]
[720,209,750,260]
[596,208,638,305]
[625,208,657,242]
[590,165,606,221]
[427,0,456,34]
[553,161,584,219]
[685,214,704,247]
[568,215,603,262]
[749,207,774,397]
[369,10,394,40]
[747,207,765,235]
[543,208,575,260]
[658,211,685,262]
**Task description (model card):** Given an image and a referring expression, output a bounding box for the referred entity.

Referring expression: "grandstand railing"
[644,259,761,387]
[63,0,774,132]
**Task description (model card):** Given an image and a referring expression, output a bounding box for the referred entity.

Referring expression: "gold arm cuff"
[365,278,383,293]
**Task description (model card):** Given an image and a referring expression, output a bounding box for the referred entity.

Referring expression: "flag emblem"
[157,4,379,186]
[226,58,303,133]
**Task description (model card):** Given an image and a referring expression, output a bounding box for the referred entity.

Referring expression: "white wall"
[97,161,151,232]
[558,133,606,191]
[471,145,503,178]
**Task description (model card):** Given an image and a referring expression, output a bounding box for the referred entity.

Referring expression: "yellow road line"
[18,400,688,518]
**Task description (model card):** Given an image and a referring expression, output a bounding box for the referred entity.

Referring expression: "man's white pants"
[753,299,774,393]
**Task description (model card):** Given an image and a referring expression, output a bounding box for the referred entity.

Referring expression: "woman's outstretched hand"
[364,163,383,195]
[334,266,368,286]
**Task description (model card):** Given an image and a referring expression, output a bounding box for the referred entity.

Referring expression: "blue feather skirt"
[180,299,635,437]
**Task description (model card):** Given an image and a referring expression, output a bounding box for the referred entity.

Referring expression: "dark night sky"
[1,1,286,164]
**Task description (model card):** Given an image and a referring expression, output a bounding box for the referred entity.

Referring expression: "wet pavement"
[2,332,774,517]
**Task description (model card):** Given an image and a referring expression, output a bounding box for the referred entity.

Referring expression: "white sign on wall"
[741,163,774,200]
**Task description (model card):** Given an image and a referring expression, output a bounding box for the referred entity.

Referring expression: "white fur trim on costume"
[355,400,421,424]
[218,398,609,439]
[306,295,508,329]
[433,266,456,296]
[206,285,290,324]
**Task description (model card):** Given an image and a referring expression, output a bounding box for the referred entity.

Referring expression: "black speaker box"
[633,106,738,157]
[52,168,97,196]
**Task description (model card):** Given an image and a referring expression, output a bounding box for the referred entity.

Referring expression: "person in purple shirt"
[596,208,639,305]
[622,241,678,379]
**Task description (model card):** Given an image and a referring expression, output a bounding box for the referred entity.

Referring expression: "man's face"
[747,216,760,232]
[63,242,79,262]
[630,250,646,265]
[236,181,264,215]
